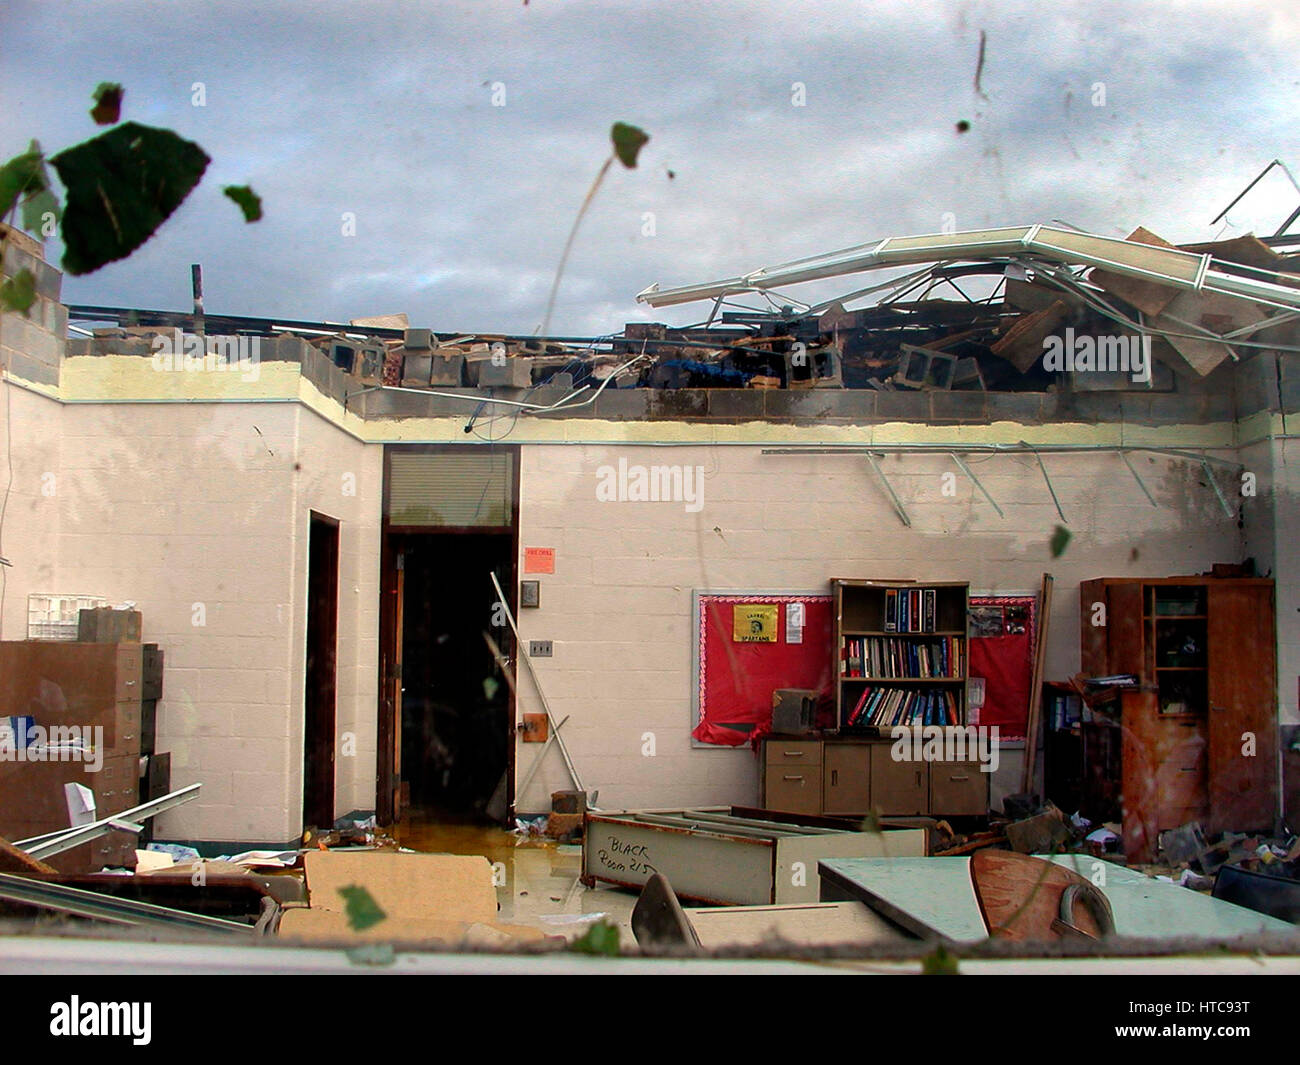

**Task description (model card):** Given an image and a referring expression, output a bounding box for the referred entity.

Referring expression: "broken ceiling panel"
[1087,227,1182,318]
[1151,288,1271,376]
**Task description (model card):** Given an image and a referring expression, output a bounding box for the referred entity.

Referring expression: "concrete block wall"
[1,393,382,845]
[0,385,63,640]
[1,232,65,388]
[512,443,1246,812]
[291,406,383,819]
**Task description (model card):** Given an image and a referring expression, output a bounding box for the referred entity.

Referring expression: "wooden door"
[1207,583,1278,833]
[1106,582,1145,679]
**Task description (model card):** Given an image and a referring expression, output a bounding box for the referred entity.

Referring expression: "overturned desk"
[819,856,1295,943]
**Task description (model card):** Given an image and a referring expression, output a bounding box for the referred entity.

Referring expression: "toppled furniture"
[818,855,1294,943]
[582,808,926,905]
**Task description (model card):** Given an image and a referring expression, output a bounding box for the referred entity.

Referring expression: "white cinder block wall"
[512,443,1246,812]
[1,394,382,845]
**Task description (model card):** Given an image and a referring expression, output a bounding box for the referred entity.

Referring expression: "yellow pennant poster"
[733,604,779,643]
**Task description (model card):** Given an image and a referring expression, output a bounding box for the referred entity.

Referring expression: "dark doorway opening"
[394,532,514,822]
[303,512,339,831]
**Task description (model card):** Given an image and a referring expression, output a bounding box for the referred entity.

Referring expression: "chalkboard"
[692,592,834,747]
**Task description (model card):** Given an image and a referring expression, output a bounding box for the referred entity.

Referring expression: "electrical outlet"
[529,640,552,657]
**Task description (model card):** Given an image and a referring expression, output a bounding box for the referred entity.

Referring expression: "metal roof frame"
[637,224,1300,315]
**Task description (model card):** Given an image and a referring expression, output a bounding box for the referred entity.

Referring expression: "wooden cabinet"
[1080,577,1278,859]
[760,737,990,817]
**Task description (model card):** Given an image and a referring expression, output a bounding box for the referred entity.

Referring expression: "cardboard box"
[278,851,544,947]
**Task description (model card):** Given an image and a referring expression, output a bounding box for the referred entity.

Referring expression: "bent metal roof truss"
[636,224,1300,314]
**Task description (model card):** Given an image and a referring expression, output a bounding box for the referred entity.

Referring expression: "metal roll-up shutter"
[386,450,513,527]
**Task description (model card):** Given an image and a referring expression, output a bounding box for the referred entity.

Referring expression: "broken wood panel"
[1152,288,1270,377]
[1089,226,1182,318]
[989,300,1067,372]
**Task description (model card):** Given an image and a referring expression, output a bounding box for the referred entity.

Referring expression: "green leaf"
[610,122,649,169]
[337,884,387,931]
[0,268,37,316]
[568,918,620,955]
[20,141,61,237]
[223,184,263,222]
[49,122,210,275]
[921,944,960,975]
[1049,524,1072,558]
[0,142,46,220]
[91,83,124,125]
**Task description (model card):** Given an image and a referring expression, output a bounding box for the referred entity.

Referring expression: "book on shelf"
[844,685,960,730]
[884,588,899,632]
[877,585,940,634]
[840,635,962,679]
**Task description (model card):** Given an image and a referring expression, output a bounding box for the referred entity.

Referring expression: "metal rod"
[488,570,583,792]
[1120,451,1158,507]
[191,264,204,335]
[0,872,254,934]
[16,783,202,860]
[761,444,1241,467]
[516,715,572,801]
[1200,458,1235,518]
[865,452,911,527]
[950,453,1004,517]
[1023,442,1066,522]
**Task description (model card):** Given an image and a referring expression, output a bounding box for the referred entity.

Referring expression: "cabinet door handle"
[950,775,970,782]
[831,769,839,787]
[782,774,805,782]
[915,770,922,787]
[782,750,805,757]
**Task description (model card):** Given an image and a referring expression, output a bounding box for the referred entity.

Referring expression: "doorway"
[378,445,519,827]
[303,512,340,830]
[393,533,514,821]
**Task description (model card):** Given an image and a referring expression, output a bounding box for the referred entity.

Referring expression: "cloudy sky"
[2,0,1297,335]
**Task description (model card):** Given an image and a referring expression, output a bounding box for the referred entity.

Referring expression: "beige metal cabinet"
[764,740,822,814]
[823,742,872,814]
[869,744,929,815]
[928,759,988,816]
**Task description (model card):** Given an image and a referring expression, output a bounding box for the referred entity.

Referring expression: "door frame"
[376,444,520,825]
[303,510,340,831]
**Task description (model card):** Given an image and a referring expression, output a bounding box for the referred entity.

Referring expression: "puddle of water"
[390,813,636,939]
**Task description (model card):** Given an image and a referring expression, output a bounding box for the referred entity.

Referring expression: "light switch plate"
[529,640,552,657]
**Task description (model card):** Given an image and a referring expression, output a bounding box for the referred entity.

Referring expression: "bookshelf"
[1079,575,1277,859]
[832,579,970,733]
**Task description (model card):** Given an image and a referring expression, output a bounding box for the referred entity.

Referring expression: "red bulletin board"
[693,593,834,747]
[967,595,1037,740]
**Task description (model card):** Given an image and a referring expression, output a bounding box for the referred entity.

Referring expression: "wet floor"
[389,813,638,942]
